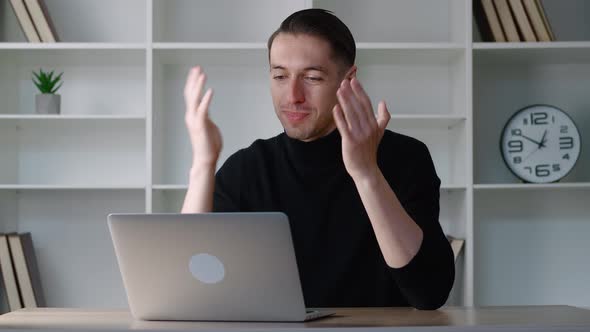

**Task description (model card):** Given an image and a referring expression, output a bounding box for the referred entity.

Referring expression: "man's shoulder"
[380,129,429,155]
[379,130,440,188]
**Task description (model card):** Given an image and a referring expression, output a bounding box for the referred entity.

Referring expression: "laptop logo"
[189,253,225,284]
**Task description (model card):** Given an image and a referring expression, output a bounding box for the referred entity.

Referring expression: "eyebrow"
[270,65,328,73]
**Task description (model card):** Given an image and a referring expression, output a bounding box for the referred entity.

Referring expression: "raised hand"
[332,77,390,181]
[184,66,222,169]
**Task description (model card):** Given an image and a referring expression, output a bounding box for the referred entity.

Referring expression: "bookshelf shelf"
[474,183,590,190]
[152,184,469,191]
[0,185,145,190]
[474,189,590,307]
[0,0,147,43]
[152,43,267,50]
[474,54,590,185]
[388,115,466,129]
[152,42,468,51]
[0,43,148,50]
[0,48,146,117]
[442,185,468,191]
[151,42,465,51]
[357,42,466,50]
[0,120,146,187]
[0,189,146,308]
[151,187,472,199]
[473,41,590,49]
[0,0,588,311]
[474,45,590,64]
[152,185,187,190]
[0,115,145,120]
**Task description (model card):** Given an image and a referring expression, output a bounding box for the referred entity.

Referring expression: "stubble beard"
[280,111,336,142]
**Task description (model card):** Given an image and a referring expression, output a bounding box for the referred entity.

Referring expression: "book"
[493,0,521,42]
[0,233,23,311]
[522,0,552,41]
[23,0,58,42]
[508,0,537,41]
[8,0,41,42]
[473,0,492,41]
[535,0,555,41]
[475,0,506,42]
[7,233,45,308]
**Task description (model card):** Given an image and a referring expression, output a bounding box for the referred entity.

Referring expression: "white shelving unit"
[0,0,588,310]
[472,0,590,308]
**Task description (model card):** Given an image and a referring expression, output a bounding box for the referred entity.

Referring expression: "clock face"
[500,105,581,183]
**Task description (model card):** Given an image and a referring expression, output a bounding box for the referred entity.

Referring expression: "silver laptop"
[107,212,334,322]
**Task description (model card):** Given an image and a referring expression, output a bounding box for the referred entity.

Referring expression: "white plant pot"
[35,94,61,114]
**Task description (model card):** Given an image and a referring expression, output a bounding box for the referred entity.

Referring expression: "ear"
[344,65,357,81]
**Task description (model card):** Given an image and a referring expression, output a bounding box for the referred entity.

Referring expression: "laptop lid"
[108,212,311,321]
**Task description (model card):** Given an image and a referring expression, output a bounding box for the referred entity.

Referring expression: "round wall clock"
[500,104,581,183]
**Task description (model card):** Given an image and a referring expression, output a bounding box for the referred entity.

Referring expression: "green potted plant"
[32,68,63,114]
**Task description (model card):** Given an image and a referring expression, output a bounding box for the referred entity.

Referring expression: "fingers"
[194,72,207,107]
[184,66,200,103]
[349,77,376,126]
[198,88,214,118]
[376,101,391,132]
[337,77,390,142]
[184,66,199,94]
[184,66,207,114]
[332,104,351,140]
[336,79,363,131]
[338,78,382,135]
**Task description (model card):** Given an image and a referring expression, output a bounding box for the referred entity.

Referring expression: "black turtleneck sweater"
[213,129,455,310]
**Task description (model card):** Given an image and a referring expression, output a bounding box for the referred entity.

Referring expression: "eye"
[305,76,323,82]
[273,75,286,81]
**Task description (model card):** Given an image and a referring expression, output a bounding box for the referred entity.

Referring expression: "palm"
[185,115,222,166]
[333,78,390,181]
[183,66,222,168]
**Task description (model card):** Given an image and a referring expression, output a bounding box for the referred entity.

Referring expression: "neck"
[297,124,338,142]
[281,128,343,170]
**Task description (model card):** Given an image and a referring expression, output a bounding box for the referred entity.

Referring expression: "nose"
[287,78,305,104]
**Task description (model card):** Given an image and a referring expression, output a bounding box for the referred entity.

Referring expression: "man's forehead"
[269,50,337,73]
[269,33,336,67]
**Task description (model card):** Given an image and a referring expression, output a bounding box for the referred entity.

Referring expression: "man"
[181,9,454,310]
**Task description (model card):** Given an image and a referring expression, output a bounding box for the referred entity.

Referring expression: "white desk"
[1,306,590,331]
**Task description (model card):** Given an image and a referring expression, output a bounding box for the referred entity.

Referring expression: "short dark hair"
[267,8,356,69]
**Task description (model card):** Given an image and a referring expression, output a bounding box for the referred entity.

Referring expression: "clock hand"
[539,129,548,148]
[523,129,550,164]
[520,134,543,146]
[523,145,540,162]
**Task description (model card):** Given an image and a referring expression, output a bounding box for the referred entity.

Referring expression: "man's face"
[269,33,355,142]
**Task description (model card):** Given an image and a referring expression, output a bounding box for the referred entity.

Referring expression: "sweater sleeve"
[387,141,455,310]
[212,151,243,212]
